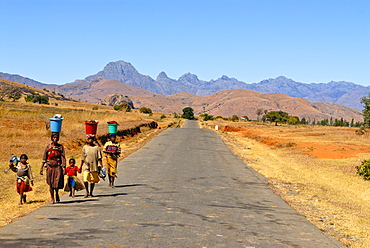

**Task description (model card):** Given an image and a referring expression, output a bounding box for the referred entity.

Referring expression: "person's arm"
[28,165,34,186]
[61,145,66,174]
[40,145,48,175]
[97,147,103,166]
[116,144,121,156]
[80,146,85,171]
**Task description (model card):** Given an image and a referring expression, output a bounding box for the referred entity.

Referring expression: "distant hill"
[0,72,51,89]
[0,78,74,103]
[1,60,369,111]
[0,76,363,122]
[126,89,363,122]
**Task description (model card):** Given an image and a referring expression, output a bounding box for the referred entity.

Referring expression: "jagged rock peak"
[102,60,138,75]
[220,75,230,80]
[179,73,199,82]
[156,71,169,80]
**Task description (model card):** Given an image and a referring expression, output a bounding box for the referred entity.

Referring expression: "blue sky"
[1,0,369,86]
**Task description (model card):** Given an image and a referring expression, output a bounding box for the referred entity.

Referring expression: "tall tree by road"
[182,107,195,120]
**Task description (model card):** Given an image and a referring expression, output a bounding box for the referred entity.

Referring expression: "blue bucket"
[50,118,64,133]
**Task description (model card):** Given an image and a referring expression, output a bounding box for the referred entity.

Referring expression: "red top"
[66,166,81,176]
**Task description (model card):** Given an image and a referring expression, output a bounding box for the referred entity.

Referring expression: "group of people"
[9,132,121,205]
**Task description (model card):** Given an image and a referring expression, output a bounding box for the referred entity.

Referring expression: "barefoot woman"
[40,132,66,204]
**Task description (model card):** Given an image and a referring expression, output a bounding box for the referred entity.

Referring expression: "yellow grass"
[0,100,180,227]
[202,120,370,247]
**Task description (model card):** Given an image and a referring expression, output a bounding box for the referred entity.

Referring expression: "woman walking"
[40,132,66,204]
[103,134,121,188]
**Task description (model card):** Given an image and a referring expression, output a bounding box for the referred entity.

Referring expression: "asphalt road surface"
[0,121,344,247]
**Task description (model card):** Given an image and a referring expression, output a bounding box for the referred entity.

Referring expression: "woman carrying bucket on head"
[40,115,66,204]
[103,121,121,188]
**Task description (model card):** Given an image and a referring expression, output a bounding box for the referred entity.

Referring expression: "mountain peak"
[156,71,169,80]
[179,73,199,82]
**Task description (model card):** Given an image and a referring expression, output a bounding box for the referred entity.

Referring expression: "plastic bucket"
[85,121,98,135]
[50,118,63,133]
[108,124,118,134]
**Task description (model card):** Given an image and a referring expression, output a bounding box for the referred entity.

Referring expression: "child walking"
[64,158,84,197]
[9,154,34,205]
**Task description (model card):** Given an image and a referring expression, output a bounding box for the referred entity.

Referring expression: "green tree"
[182,107,195,120]
[262,111,289,126]
[287,116,300,125]
[361,94,370,128]
[24,93,49,104]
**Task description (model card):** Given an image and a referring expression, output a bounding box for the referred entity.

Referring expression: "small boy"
[64,158,84,197]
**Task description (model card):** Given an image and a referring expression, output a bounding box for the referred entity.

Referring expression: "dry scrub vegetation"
[202,119,370,248]
[0,100,181,227]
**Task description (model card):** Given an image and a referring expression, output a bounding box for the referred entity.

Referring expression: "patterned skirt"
[16,178,32,194]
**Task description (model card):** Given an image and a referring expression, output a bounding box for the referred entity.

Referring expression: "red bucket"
[85,121,98,135]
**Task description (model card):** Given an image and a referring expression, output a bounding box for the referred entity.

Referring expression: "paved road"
[0,121,344,247]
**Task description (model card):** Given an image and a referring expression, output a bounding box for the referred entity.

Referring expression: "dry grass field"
[202,119,370,248]
[0,100,181,228]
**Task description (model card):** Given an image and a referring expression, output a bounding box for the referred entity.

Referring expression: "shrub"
[200,113,214,121]
[160,114,166,119]
[24,94,49,104]
[114,103,131,112]
[356,160,370,180]
[231,115,239,122]
[139,107,153,114]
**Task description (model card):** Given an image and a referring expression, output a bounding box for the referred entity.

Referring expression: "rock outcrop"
[101,94,134,108]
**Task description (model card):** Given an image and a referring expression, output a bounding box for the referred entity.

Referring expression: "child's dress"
[64,166,84,192]
[14,163,33,194]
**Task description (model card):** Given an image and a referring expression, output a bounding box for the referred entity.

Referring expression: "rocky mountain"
[44,78,159,103]
[71,61,369,110]
[1,60,369,111]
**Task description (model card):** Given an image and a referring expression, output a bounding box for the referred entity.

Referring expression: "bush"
[231,115,239,122]
[114,103,131,112]
[139,107,152,114]
[160,114,166,119]
[200,113,214,121]
[24,94,49,104]
[356,160,370,180]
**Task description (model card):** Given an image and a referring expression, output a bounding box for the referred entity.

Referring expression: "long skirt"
[16,179,32,194]
[46,165,64,189]
[105,156,118,178]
